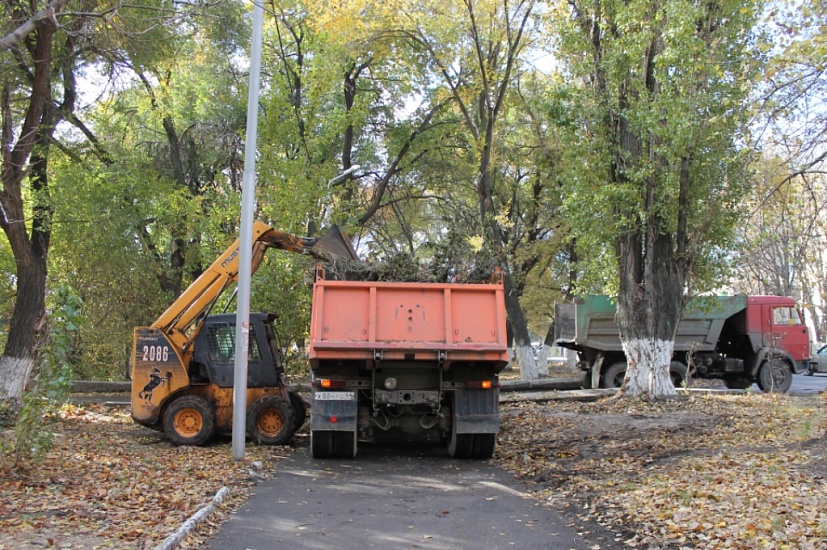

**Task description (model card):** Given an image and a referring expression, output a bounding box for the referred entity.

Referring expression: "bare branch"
[0,0,71,52]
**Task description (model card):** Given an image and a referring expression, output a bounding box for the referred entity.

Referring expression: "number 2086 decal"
[141,345,170,363]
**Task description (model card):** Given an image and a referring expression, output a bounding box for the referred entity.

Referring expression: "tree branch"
[0,0,71,52]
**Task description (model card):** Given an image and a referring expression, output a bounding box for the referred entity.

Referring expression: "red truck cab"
[746,296,810,364]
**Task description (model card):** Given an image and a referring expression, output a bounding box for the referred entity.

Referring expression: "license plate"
[315,391,355,401]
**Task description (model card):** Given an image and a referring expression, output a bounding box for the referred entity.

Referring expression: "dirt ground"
[2,390,826,549]
[494,392,827,549]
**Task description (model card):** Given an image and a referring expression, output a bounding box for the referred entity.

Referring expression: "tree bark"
[0,19,56,402]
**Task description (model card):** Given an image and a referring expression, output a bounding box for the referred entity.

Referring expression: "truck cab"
[756,301,810,364]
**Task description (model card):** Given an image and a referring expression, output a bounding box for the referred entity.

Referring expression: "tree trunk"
[0,19,56,404]
[0,257,47,401]
[615,229,684,398]
[502,271,545,379]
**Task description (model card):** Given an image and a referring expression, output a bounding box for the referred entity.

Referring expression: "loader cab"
[191,312,284,388]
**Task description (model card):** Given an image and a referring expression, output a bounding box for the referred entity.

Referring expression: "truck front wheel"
[247,396,295,445]
[163,395,216,446]
[757,359,793,393]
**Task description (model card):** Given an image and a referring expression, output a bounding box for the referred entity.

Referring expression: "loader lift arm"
[152,221,358,355]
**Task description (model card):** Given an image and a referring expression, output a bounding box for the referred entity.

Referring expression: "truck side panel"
[558,295,749,353]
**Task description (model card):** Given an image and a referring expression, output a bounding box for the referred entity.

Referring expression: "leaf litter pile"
[1,403,289,549]
[2,392,827,549]
[494,391,827,549]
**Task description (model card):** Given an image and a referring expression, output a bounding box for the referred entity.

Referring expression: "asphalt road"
[791,372,827,393]
[205,436,607,550]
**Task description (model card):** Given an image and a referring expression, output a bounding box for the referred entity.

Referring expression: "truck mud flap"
[311,390,358,431]
[453,388,499,434]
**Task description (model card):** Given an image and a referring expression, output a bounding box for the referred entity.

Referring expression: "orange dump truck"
[308,270,509,459]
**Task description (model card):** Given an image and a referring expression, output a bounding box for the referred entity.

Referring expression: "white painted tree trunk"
[534,345,550,377]
[620,338,676,397]
[0,355,35,403]
[516,344,543,380]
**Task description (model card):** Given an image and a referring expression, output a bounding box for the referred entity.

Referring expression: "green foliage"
[551,0,763,294]
[1,285,83,469]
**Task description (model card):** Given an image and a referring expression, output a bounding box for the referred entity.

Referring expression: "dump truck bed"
[308,277,509,368]
[555,295,750,353]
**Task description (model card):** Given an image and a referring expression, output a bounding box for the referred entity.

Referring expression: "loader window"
[205,323,262,363]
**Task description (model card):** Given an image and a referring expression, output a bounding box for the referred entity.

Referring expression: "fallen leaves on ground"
[0,403,290,549]
[493,391,827,550]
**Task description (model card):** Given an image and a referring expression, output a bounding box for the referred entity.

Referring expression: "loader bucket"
[311,225,360,261]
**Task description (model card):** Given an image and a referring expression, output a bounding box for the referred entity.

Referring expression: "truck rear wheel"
[601,362,627,388]
[163,395,216,446]
[311,430,357,458]
[670,361,688,388]
[288,390,307,431]
[757,359,793,393]
[602,361,689,389]
[723,377,752,390]
[448,430,496,459]
[247,396,295,445]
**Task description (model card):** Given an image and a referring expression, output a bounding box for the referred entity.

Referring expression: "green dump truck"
[554,295,811,392]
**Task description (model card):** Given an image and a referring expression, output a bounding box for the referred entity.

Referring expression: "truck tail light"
[466,380,495,389]
[317,379,347,389]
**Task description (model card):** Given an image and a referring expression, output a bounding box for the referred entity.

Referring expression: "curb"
[499,377,583,392]
[155,486,230,550]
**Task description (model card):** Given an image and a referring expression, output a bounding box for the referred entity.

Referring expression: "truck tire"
[448,430,496,459]
[472,433,496,459]
[288,390,307,431]
[670,361,688,388]
[601,362,627,388]
[448,429,474,458]
[757,359,793,393]
[163,395,216,446]
[723,378,752,390]
[247,396,295,445]
[311,430,357,458]
[603,361,688,389]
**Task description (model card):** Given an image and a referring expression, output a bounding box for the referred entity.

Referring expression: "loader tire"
[247,396,295,445]
[163,395,216,446]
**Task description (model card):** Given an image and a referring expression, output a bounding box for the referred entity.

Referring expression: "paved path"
[206,438,599,550]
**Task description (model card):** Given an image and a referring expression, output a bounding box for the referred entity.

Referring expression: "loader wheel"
[164,395,216,446]
[757,359,793,393]
[247,396,295,445]
[288,390,308,431]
